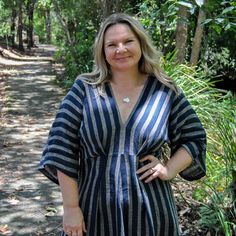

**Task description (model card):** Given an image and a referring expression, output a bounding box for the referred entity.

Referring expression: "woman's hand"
[136,155,176,183]
[63,206,86,236]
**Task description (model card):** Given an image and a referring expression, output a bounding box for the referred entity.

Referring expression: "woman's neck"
[110,69,146,88]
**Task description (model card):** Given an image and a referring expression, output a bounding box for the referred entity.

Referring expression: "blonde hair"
[81,13,178,92]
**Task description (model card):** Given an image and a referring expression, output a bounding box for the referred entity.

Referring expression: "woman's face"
[103,23,142,72]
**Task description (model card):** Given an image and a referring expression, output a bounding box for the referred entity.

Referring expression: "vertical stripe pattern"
[39,76,206,236]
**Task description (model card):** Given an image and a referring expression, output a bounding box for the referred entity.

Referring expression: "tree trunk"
[27,0,36,49]
[114,0,121,12]
[175,5,189,63]
[156,1,166,54]
[190,7,206,66]
[101,0,113,20]
[11,8,17,47]
[51,0,78,63]
[45,9,51,44]
[17,0,24,51]
[159,8,165,53]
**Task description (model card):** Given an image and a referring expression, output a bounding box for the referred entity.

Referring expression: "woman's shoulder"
[149,75,179,96]
[64,75,89,99]
[75,75,99,88]
[74,75,88,86]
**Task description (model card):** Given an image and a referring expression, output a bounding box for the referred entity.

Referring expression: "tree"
[35,0,52,43]
[0,0,16,47]
[101,0,113,19]
[190,0,206,66]
[156,0,167,54]
[175,4,189,63]
[44,7,51,43]
[10,7,17,47]
[17,0,24,51]
[51,0,77,61]
[26,0,36,48]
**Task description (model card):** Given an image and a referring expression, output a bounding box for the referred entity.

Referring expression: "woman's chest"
[79,84,174,153]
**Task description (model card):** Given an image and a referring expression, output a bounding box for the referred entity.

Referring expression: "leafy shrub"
[162,56,236,235]
[55,20,95,89]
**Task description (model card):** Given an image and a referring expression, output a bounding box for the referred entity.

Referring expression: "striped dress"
[39,75,206,236]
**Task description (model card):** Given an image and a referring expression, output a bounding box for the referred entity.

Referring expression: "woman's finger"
[72,231,77,236]
[83,221,87,232]
[139,155,154,162]
[144,171,160,183]
[66,230,72,236]
[138,167,155,180]
[76,228,83,236]
[136,162,153,174]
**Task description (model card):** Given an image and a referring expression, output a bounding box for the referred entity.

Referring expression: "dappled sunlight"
[3,62,64,118]
[0,45,65,235]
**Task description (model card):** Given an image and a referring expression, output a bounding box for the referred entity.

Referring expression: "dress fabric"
[39,76,206,236]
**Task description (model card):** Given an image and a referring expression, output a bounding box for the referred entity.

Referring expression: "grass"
[162,59,236,235]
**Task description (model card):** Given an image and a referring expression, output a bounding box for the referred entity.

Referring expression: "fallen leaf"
[179,207,190,216]
[45,211,55,217]
[14,186,24,191]
[8,197,20,205]
[3,140,9,147]
[46,206,57,213]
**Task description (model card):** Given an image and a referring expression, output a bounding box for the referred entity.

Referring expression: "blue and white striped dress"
[39,75,206,236]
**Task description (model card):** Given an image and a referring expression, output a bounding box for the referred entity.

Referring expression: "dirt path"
[0,45,65,235]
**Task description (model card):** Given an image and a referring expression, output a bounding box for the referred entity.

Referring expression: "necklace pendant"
[123,97,130,103]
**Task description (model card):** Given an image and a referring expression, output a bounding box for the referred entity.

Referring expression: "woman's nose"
[116,44,127,53]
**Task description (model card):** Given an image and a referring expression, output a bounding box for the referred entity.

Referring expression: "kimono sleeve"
[168,91,207,181]
[38,78,85,184]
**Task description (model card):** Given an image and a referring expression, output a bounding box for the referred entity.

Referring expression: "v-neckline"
[107,76,150,127]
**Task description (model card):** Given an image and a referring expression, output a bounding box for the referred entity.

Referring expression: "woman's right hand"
[63,206,86,236]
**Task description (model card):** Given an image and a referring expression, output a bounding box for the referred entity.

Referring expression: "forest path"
[0,45,65,235]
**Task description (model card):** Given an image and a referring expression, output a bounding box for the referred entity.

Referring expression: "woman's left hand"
[136,155,176,183]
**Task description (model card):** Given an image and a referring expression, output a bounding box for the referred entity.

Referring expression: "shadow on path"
[0,45,66,235]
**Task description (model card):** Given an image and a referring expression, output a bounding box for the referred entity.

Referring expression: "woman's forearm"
[57,170,86,234]
[166,147,193,177]
[57,170,79,208]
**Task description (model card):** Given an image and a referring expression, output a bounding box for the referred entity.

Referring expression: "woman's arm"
[58,170,86,236]
[166,147,193,178]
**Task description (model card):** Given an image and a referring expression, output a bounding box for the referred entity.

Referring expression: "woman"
[39,13,206,236]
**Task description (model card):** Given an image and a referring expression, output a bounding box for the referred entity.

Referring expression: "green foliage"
[202,47,235,76]
[0,1,11,38]
[138,0,178,52]
[199,187,236,235]
[200,0,236,88]
[205,0,236,33]
[54,19,96,88]
[33,11,46,42]
[47,0,100,87]
[162,55,236,234]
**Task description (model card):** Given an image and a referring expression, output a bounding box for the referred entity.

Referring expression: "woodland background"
[0,0,235,235]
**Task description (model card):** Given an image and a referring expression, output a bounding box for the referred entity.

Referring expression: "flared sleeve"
[168,91,207,181]
[38,78,85,184]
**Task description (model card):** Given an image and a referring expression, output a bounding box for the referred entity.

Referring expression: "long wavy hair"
[81,13,178,92]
